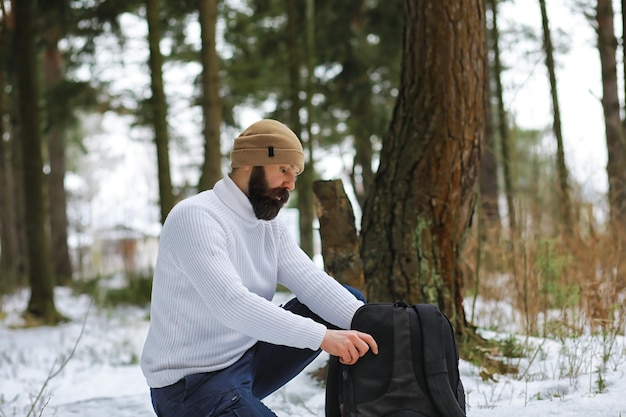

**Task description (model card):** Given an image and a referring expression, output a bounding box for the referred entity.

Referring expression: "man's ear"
[229,165,253,194]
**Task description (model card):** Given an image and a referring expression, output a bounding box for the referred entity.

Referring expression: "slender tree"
[0,90,21,292]
[297,0,316,257]
[197,0,223,191]
[360,0,485,334]
[284,0,304,148]
[600,0,626,230]
[481,0,501,230]
[539,0,573,234]
[316,1,402,207]
[340,0,376,207]
[491,0,517,237]
[41,0,73,285]
[146,0,175,223]
[0,1,22,292]
[13,0,63,324]
[284,0,310,254]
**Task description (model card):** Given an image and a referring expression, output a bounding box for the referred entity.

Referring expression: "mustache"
[267,187,289,203]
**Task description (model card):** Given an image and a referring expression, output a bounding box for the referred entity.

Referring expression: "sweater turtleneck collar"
[213,174,260,223]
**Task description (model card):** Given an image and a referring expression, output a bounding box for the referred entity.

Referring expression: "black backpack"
[325,302,466,417]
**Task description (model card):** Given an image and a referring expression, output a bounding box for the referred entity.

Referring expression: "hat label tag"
[268,146,275,157]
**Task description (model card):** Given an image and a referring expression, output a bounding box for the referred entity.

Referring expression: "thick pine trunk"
[360,0,485,333]
[197,0,223,191]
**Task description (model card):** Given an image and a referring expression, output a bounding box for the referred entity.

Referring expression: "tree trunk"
[197,0,223,191]
[297,0,316,258]
[601,0,626,229]
[360,0,485,334]
[313,179,364,290]
[539,0,573,234]
[345,0,375,208]
[0,66,20,292]
[2,2,28,290]
[489,0,515,236]
[284,0,311,253]
[13,0,63,324]
[284,0,304,154]
[42,15,73,286]
[481,0,501,230]
[146,0,174,224]
[9,65,29,288]
[620,0,626,227]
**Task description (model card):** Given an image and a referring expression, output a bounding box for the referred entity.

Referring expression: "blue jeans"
[150,287,365,417]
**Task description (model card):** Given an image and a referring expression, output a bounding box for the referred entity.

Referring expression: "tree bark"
[42,12,73,285]
[344,0,375,208]
[197,0,223,191]
[146,0,174,224]
[481,0,501,230]
[313,180,364,290]
[297,0,316,258]
[489,0,516,236]
[284,0,314,255]
[284,0,304,153]
[600,0,626,230]
[360,0,485,334]
[2,1,28,290]
[0,67,20,291]
[13,0,63,324]
[539,0,573,234]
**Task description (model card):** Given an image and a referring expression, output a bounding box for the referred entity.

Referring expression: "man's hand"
[320,329,378,365]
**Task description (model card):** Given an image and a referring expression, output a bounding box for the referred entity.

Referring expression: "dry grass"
[463,202,626,340]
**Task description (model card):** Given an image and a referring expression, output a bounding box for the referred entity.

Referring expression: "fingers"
[339,345,358,365]
[338,331,378,365]
[320,329,378,365]
[357,331,379,355]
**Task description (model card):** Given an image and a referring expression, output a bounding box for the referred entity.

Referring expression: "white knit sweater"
[140,175,363,388]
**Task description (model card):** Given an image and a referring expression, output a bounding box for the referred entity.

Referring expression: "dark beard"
[247,166,290,220]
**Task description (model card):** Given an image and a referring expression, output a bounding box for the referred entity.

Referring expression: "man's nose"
[283,176,296,191]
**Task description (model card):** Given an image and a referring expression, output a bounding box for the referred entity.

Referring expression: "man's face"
[247,166,292,220]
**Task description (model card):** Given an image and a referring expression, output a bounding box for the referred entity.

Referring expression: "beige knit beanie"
[230,119,305,173]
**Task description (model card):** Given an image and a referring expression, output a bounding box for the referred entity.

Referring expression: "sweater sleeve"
[164,203,327,350]
[275,224,364,330]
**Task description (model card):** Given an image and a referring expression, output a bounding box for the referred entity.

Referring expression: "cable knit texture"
[140,175,363,388]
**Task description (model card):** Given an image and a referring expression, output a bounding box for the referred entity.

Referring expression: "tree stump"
[312,179,364,292]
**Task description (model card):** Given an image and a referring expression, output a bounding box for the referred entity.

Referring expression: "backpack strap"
[413,304,466,417]
[325,355,342,417]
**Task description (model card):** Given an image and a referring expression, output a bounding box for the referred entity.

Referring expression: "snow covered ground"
[1,287,625,417]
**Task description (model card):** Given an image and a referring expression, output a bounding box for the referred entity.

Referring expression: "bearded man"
[140,119,377,417]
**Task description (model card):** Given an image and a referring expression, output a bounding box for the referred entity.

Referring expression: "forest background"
[1,0,626,413]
